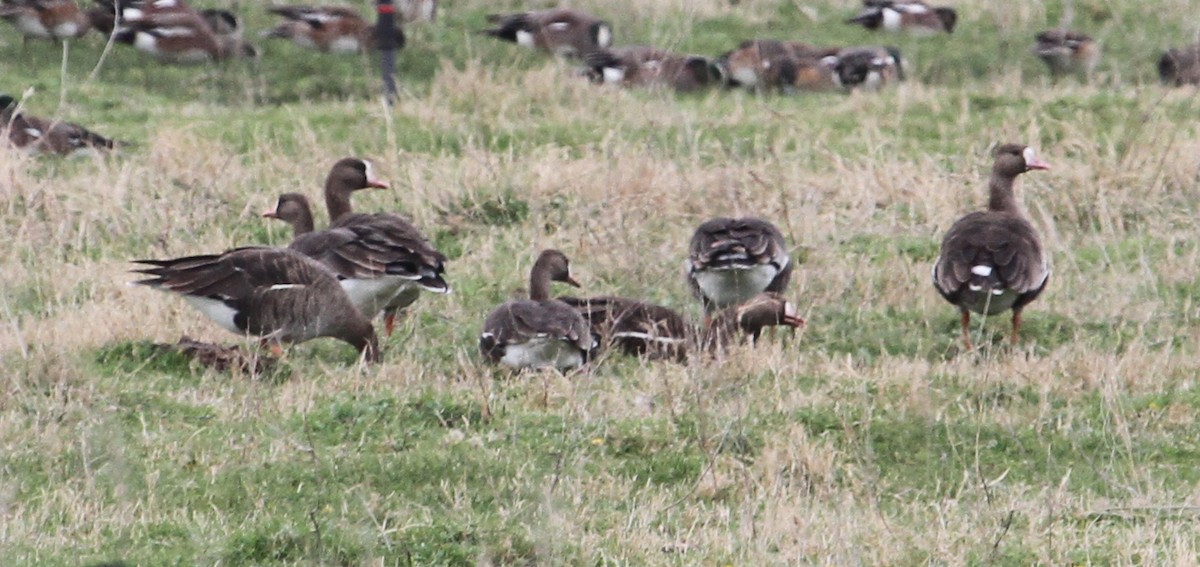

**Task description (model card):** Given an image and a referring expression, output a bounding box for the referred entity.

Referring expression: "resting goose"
[0,0,91,42]
[932,144,1051,350]
[1033,30,1099,77]
[132,246,381,362]
[0,95,121,156]
[262,5,405,54]
[480,249,595,370]
[482,8,612,58]
[846,0,956,35]
[584,46,724,92]
[1159,43,1200,86]
[687,217,792,312]
[112,3,255,63]
[720,39,839,90]
[263,191,447,336]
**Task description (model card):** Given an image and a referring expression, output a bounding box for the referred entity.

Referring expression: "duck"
[1158,42,1200,86]
[482,8,612,58]
[0,0,91,42]
[0,95,122,156]
[1033,29,1099,77]
[480,249,595,370]
[263,191,448,337]
[720,39,840,90]
[932,144,1051,350]
[262,4,405,54]
[846,0,956,35]
[111,2,254,63]
[829,45,905,91]
[583,46,724,92]
[686,217,792,312]
[131,246,381,363]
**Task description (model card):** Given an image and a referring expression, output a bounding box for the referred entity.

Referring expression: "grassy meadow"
[3,0,1200,564]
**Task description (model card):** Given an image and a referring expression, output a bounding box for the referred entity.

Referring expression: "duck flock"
[2,0,1199,370]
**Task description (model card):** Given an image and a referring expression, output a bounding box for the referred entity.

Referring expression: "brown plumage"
[720,39,840,91]
[1034,30,1100,77]
[482,8,612,58]
[480,250,595,370]
[131,246,381,362]
[584,46,725,92]
[1159,42,1200,86]
[112,4,256,63]
[933,144,1051,350]
[262,5,405,53]
[700,292,806,352]
[687,217,792,312]
[846,0,956,34]
[0,0,90,41]
[1,95,122,156]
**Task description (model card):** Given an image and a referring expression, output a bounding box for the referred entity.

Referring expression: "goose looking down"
[846,0,956,35]
[480,250,595,370]
[687,217,792,312]
[932,144,1051,350]
[1,95,122,156]
[1033,30,1099,77]
[482,8,612,58]
[700,292,805,352]
[131,246,381,362]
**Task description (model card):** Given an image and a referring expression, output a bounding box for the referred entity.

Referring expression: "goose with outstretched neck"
[933,144,1051,350]
[480,250,595,370]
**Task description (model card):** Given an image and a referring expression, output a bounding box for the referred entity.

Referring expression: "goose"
[131,246,381,362]
[686,217,792,312]
[1158,42,1200,86]
[932,144,1051,350]
[1033,30,1099,77]
[0,0,91,42]
[846,0,956,35]
[482,8,612,58]
[263,191,448,336]
[583,46,724,92]
[262,5,405,54]
[480,249,595,370]
[1,95,121,156]
[699,292,806,353]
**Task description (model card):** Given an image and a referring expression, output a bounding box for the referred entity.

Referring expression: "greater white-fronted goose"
[846,0,956,35]
[480,249,595,370]
[0,95,122,156]
[720,39,840,90]
[583,46,724,92]
[263,191,448,336]
[262,5,405,53]
[687,217,792,312]
[932,144,1051,350]
[1159,43,1200,86]
[1034,30,1099,77]
[0,0,91,42]
[554,295,690,361]
[482,8,612,58]
[132,246,381,362]
[700,292,805,353]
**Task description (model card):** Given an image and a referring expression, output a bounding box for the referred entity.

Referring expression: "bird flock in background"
[1,0,1198,371]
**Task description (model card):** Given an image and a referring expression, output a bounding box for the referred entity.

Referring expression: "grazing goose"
[480,250,595,370]
[584,46,724,92]
[700,292,805,352]
[1034,30,1099,77]
[262,5,405,53]
[0,0,91,42]
[482,8,612,58]
[0,95,121,156]
[263,192,447,336]
[1158,43,1200,86]
[687,217,792,312]
[132,246,381,362]
[846,0,956,35]
[555,295,690,361]
[932,144,1051,350]
[720,39,839,90]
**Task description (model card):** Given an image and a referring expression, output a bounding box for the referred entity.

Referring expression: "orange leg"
[960,311,973,351]
[259,338,285,357]
[1010,309,1023,346]
[384,311,397,337]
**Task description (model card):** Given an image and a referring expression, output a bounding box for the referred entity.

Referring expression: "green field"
[3,0,1200,564]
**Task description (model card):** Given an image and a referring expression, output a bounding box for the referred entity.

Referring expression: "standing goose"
[482,8,612,58]
[131,246,381,362]
[1,95,122,156]
[1158,42,1200,86]
[263,192,446,336]
[846,0,956,35]
[0,0,91,42]
[262,5,405,53]
[699,292,806,353]
[480,250,595,370]
[584,46,724,92]
[933,144,1051,350]
[1033,30,1100,77]
[687,217,792,312]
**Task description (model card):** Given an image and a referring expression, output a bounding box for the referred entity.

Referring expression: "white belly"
[340,277,408,317]
[500,337,584,370]
[963,288,1019,316]
[693,264,779,308]
[182,295,242,334]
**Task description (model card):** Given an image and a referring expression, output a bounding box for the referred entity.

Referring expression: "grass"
[3,0,1200,564]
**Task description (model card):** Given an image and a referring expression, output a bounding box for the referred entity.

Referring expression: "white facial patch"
[1023,147,1037,165]
[362,159,375,182]
[971,265,993,277]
